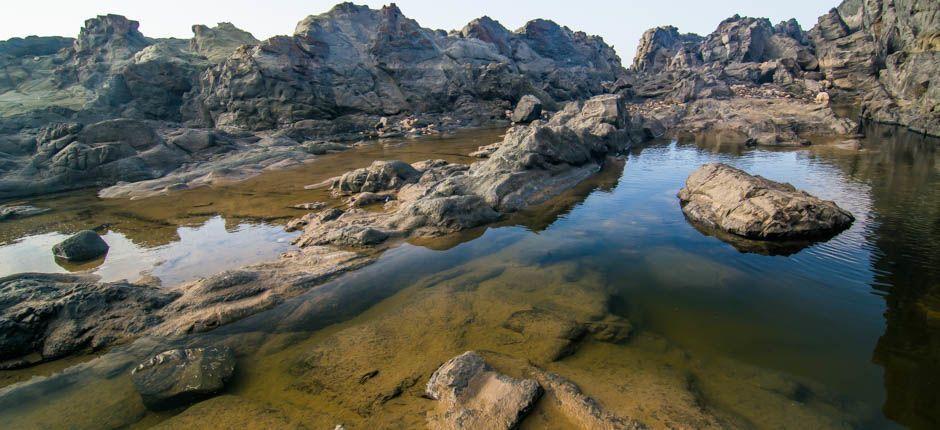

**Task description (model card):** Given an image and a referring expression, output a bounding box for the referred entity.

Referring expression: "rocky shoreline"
[0,0,937,428]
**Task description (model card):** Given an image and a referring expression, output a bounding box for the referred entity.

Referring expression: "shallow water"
[0,125,938,429]
[0,128,504,286]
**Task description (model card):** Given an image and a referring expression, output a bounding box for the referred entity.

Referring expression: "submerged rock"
[426,351,542,429]
[52,230,109,261]
[0,204,49,220]
[511,95,542,123]
[678,163,854,240]
[131,346,236,410]
[531,369,647,429]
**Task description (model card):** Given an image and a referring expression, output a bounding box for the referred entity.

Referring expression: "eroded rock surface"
[131,346,235,410]
[0,273,178,366]
[678,163,854,239]
[426,351,542,429]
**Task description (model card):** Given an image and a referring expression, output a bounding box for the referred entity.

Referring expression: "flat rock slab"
[0,204,49,220]
[678,163,854,240]
[52,230,109,261]
[426,351,542,429]
[132,346,236,410]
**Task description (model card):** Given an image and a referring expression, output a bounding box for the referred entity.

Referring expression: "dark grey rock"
[131,346,236,410]
[0,273,178,363]
[511,95,542,123]
[52,230,109,261]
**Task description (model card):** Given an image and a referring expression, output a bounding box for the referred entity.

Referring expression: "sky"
[0,1,836,62]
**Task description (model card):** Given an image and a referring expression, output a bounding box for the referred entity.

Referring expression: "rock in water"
[511,95,543,123]
[0,205,49,221]
[677,163,854,240]
[131,346,236,410]
[426,351,542,429]
[52,230,109,261]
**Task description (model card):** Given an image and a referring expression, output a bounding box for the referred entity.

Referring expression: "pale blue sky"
[0,0,837,61]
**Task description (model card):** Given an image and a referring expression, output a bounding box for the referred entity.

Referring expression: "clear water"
[0,125,937,429]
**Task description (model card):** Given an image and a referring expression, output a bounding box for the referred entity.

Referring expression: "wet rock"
[150,395,302,429]
[131,346,235,410]
[678,163,854,240]
[426,351,542,429]
[511,95,542,123]
[52,230,109,261]
[0,204,49,220]
[531,369,647,429]
[0,273,178,364]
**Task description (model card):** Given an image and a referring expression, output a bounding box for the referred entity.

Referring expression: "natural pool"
[0,125,937,429]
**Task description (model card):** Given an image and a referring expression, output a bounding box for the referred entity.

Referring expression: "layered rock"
[677,163,855,240]
[809,0,940,136]
[185,3,623,130]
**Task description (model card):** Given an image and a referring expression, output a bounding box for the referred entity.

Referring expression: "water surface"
[0,125,937,429]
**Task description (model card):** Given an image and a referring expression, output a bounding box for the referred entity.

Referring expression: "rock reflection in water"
[0,126,938,429]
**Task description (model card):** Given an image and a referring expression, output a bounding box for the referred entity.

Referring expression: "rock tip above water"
[678,162,854,241]
[51,230,109,261]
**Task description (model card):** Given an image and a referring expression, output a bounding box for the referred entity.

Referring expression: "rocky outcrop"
[52,230,109,261]
[426,351,542,429]
[0,273,178,367]
[190,22,259,63]
[294,94,657,248]
[678,163,854,240]
[808,0,940,136]
[131,346,236,410]
[185,3,623,130]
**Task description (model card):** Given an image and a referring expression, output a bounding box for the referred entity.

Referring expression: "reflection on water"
[0,216,295,286]
[0,125,938,429]
[0,128,507,286]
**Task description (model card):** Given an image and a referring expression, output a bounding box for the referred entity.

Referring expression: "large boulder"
[677,163,854,240]
[52,230,109,261]
[426,351,542,429]
[511,95,542,123]
[131,346,236,410]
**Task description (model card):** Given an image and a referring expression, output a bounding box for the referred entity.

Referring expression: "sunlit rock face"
[808,0,940,136]
[186,3,624,129]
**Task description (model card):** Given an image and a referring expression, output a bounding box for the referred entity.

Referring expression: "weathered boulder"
[52,230,109,261]
[511,95,542,123]
[678,163,854,240]
[131,346,236,410]
[426,351,542,429]
[332,160,421,195]
[168,129,217,153]
[0,273,178,365]
[531,369,647,429]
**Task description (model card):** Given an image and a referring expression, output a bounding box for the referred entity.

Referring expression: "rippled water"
[0,125,937,429]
